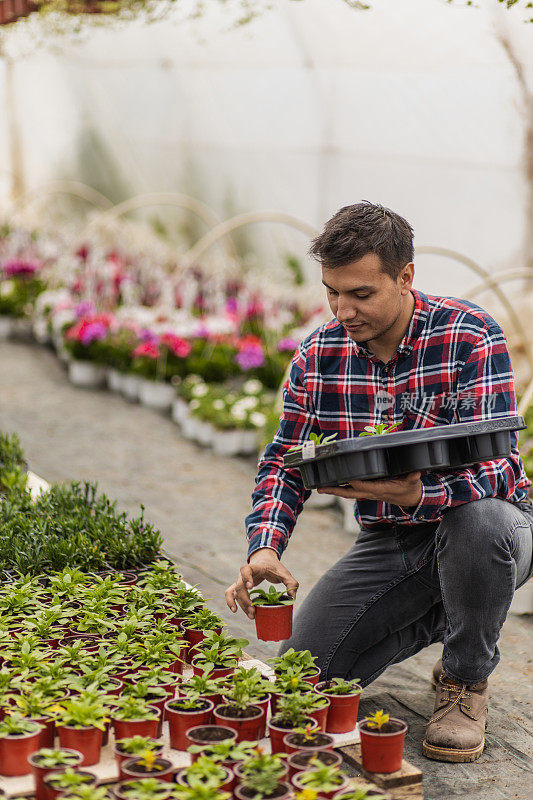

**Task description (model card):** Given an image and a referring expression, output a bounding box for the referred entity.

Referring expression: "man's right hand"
[225,548,299,620]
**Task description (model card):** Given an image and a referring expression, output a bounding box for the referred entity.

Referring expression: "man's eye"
[327,290,338,296]
[354,294,370,299]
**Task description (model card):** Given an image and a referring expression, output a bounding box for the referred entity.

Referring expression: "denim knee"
[436,498,519,555]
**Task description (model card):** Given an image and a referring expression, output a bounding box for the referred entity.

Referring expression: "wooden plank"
[340,742,423,790]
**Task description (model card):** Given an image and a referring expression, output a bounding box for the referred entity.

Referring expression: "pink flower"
[236,344,265,370]
[161,333,192,358]
[75,301,96,318]
[277,337,298,353]
[3,258,41,278]
[133,342,160,359]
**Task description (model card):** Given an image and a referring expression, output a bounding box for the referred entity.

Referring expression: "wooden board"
[340,742,423,791]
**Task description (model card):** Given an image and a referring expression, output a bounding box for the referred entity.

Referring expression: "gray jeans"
[280,497,533,686]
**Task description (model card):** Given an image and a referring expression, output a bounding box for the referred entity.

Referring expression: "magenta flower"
[3,258,41,278]
[133,342,160,359]
[80,321,107,345]
[75,301,96,318]
[277,337,299,353]
[236,344,265,370]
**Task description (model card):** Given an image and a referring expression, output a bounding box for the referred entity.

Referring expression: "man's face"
[322,253,408,345]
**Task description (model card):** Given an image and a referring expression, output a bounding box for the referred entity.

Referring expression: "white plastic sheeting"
[0,0,532,292]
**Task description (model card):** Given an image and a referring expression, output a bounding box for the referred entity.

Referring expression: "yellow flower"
[366,709,389,730]
[297,790,318,800]
[290,677,300,688]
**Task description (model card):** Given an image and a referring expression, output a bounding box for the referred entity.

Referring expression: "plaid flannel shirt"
[246,288,532,559]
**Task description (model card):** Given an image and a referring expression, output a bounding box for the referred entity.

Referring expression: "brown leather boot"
[422,673,488,762]
[431,656,443,689]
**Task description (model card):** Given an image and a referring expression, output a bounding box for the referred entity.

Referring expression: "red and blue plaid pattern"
[247,289,532,558]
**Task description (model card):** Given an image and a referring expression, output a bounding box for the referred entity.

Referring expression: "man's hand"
[316,470,423,508]
[225,548,299,620]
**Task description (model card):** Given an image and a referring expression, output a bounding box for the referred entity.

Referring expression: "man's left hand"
[317,470,423,508]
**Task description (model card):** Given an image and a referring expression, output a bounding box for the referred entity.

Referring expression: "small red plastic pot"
[185,725,237,759]
[359,718,408,774]
[268,717,318,755]
[292,769,350,799]
[165,699,214,751]
[213,704,264,743]
[287,748,343,779]
[56,725,103,767]
[315,681,361,734]
[112,707,160,741]
[121,756,175,783]
[29,749,83,800]
[234,781,293,800]
[0,728,43,776]
[43,769,96,800]
[282,730,334,755]
[190,657,236,680]
[253,603,293,642]
[33,716,56,749]
[175,764,233,792]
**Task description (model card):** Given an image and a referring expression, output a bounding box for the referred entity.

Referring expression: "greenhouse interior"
[0,1,532,800]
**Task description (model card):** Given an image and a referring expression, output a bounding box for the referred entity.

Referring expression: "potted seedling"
[121,750,175,783]
[181,610,224,654]
[315,677,362,734]
[249,585,294,642]
[282,723,334,755]
[270,672,314,717]
[132,667,181,698]
[112,697,160,739]
[268,649,321,686]
[123,680,169,736]
[175,754,233,791]
[171,785,230,800]
[29,747,84,800]
[114,777,175,800]
[213,683,264,743]
[359,710,408,774]
[178,669,228,711]
[0,714,43,776]
[187,738,257,768]
[296,691,331,733]
[221,666,272,737]
[291,762,350,799]
[268,695,318,754]
[9,690,63,747]
[43,766,97,800]
[234,748,291,800]
[165,690,215,751]
[56,697,109,766]
[191,631,248,679]
[114,736,164,772]
[286,748,343,780]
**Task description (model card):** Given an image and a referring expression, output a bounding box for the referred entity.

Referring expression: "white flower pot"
[107,369,124,393]
[212,429,243,457]
[68,360,106,389]
[240,429,260,455]
[138,379,175,412]
[0,316,12,339]
[171,397,190,427]
[121,374,142,402]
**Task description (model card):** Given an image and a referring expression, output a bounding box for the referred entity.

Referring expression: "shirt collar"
[349,288,429,359]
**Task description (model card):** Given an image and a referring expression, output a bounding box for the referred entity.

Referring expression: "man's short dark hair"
[309,201,414,281]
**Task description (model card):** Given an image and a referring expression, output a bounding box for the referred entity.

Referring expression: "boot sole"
[422,738,485,762]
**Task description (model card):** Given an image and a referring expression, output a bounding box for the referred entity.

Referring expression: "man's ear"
[399,262,414,295]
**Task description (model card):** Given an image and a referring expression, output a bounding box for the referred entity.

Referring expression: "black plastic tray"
[283,416,526,489]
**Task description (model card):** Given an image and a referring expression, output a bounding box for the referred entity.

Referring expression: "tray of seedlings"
[283,416,526,489]
[0,566,379,800]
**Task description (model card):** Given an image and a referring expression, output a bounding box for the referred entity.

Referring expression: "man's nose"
[336,295,357,323]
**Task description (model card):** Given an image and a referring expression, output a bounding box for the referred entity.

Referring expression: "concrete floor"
[1,340,532,800]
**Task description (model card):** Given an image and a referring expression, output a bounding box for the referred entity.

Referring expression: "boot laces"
[427,679,471,725]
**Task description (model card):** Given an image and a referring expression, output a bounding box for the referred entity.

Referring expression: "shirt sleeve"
[245,343,321,559]
[401,323,531,522]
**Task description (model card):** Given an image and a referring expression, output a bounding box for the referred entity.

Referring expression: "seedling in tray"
[250,585,294,642]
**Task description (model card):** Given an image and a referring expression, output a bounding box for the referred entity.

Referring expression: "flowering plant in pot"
[8,689,63,747]
[121,750,175,783]
[175,754,232,791]
[358,710,408,774]
[267,649,321,685]
[114,735,164,769]
[56,697,109,766]
[43,766,97,800]
[114,777,175,800]
[112,697,160,739]
[249,585,294,642]
[268,695,318,755]
[233,748,291,800]
[314,677,362,734]
[291,763,350,799]
[282,723,334,755]
[213,684,264,743]
[165,690,214,751]
[270,672,314,717]
[0,714,43,776]
[29,747,84,800]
